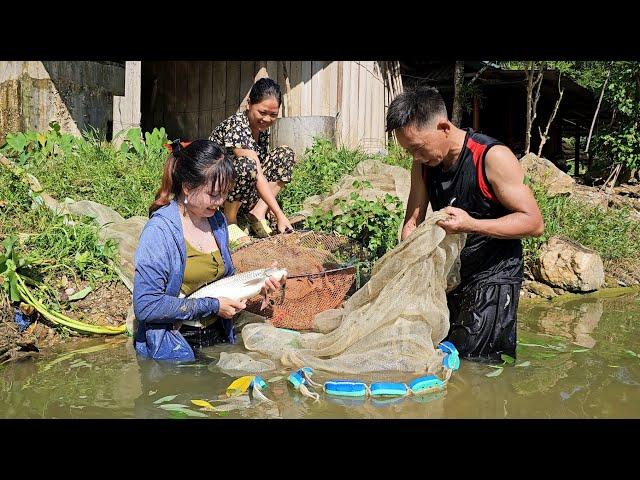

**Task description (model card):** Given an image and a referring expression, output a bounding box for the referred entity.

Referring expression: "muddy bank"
[520,284,640,305]
[0,281,129,365]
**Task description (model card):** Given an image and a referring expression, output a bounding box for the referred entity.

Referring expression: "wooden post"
[473,94,480,130]
[112,61,141,145]
[574,122,580,176]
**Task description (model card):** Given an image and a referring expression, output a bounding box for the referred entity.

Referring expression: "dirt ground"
[0,281,130,365]
[63,281,131,328]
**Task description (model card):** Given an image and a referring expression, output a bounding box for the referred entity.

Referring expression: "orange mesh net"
[231,231,362,330]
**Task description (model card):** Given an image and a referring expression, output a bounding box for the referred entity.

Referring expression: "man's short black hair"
[386,86,448,132]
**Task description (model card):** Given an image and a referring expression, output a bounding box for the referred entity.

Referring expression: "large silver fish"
[179,268,287,328]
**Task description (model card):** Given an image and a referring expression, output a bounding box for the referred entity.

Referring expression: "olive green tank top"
[181,240,225,297]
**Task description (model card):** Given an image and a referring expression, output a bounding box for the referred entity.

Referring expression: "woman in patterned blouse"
[209,78,295,241]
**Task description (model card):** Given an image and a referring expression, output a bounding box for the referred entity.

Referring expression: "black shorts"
[445,280,521,363]
[180,320,230,349]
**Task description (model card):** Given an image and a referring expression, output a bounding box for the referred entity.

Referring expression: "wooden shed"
[400,60,598,164]
[140,61,403,153]
[0,60,403,155]
[0,61,125,143]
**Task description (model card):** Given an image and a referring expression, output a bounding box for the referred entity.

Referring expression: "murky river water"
[1,289,638,419]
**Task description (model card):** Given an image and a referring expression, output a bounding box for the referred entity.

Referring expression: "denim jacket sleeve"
[133,223,220,324]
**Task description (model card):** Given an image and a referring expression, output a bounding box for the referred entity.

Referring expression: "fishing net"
[233,210,466,376]
[215,351,277,376]
[231,230,364,331]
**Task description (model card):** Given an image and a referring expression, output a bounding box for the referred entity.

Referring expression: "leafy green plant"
[305,181,404,262]
[0,236,124,335]
[1,122,81,167]
[118,127,168,161]
[279,137,369,216]
[380,142,413,170]
[592,62,640,171]
[1,124,167,218]
[0,236,36,302]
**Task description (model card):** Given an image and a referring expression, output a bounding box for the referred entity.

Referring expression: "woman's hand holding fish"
[218,297,247,319]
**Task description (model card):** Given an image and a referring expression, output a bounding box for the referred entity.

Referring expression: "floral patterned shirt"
[209,111,269,160]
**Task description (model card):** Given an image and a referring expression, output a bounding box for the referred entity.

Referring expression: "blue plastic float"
[227,342,461,405]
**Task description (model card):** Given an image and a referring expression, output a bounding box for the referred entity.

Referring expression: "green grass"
[379,141,413,170]
[0,164,118,305]
[21,141,163,219]
[523,181,640,269]
[279,137,413,217]
[1,124,168,219]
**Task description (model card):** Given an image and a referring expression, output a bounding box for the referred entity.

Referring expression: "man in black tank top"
[386,86,544,363]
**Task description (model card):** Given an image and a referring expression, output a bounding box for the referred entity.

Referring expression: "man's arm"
[438,145,544,238]
[401,161,430,241]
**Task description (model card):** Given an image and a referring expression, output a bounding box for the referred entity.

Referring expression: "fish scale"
[184,268,287,300]
[178,268,287,328]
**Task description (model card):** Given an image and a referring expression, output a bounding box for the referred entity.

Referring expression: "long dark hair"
[149,139,234,216]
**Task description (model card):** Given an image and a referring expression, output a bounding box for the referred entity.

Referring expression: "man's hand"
[436,206,477,234]
[401,221,417,241]
[260,261,286,296]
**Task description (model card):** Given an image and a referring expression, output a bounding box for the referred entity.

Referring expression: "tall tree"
[523,61,545,154]
[452,61,465,127]
[537,73,565,157]
[593,61,640,175]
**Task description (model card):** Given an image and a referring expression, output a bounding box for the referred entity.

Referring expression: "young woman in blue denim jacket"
[133,139,283,361]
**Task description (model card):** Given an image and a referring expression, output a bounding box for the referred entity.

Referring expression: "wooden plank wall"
[142,61,402,152]
[0,61,126,141]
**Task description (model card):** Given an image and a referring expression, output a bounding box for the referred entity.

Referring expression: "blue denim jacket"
[133,200,236,359]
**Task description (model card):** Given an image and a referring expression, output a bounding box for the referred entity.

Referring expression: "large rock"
[520,153,575,197]
[299,159,410,217]
[298,159,411,240]
[534,236,605,292]
[523,280,558,299]
[571,184,609,209]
